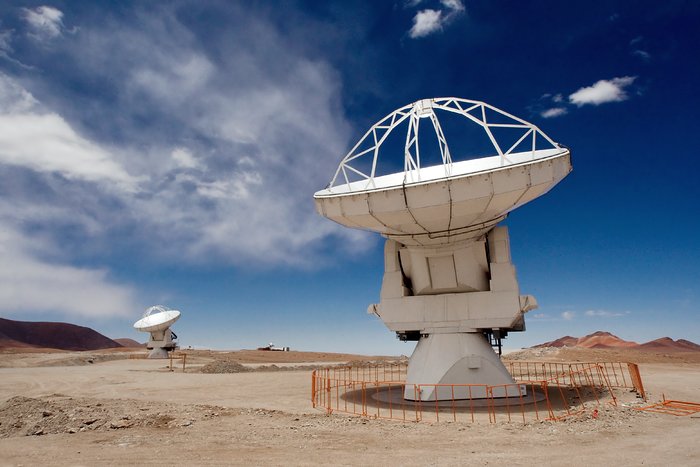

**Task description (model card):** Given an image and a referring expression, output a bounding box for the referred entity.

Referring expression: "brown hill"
[535,331,699,352]
[638,337,700,351]
[0,317,123,351]
[114,338,145,347]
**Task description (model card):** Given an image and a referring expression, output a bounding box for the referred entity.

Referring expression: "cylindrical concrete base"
[404,332,522,401]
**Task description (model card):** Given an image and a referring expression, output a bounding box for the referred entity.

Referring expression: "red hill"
[114,338,145,347]
[639,337,700,351]
[535,331,699,352]
[536,331,637,349]
[0,317,123,351]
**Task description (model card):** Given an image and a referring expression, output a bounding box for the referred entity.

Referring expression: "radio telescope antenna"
[133,305,181,358]
[314,98,572,401]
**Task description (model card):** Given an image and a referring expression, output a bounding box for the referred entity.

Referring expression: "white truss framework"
[329,97,561,189]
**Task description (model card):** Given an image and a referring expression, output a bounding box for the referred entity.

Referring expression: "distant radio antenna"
[314,97,572,401]
[133,305,181,358]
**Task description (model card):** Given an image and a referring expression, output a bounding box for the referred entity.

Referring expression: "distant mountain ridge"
[114,338,145,347]
[535,331,700,351]
[0,317,123,351]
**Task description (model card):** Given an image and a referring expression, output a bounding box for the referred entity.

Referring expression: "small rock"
[110,420,132,429]
[42,411,53,417]
[33,429,44,436]
[68,428,77,434]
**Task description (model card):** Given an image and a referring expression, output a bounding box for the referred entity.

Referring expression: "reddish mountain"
[639,337,700,351]
[0,317,123,351]
[535,331,699,352]
[539,335,579,347]
[114,338,145,347]
[536,331,637,349]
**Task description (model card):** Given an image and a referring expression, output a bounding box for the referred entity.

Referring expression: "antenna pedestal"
[404,332,523,401]
[369,228,537,401]
[146,328,177,359]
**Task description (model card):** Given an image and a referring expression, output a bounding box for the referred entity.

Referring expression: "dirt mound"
[198,361,327,373]
[199,361,251,373]
[0,395,234,438]
[0,318,123,351]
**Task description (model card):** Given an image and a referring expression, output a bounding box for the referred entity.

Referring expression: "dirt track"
[0,349,698,466]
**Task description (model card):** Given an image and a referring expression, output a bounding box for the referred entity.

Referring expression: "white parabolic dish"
[133,306,181,333]
[314,97,571,246]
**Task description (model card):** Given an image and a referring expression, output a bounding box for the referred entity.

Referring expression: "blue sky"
[0,1,698,354]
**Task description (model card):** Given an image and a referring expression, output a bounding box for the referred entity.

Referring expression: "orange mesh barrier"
[311,360,643,423]
[637,397,700,416]
[168,352,187,372]
[626,363,646,400]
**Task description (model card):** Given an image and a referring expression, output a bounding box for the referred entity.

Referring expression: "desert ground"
[0,347,698,466]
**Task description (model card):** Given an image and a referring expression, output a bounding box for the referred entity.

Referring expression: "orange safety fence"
[311,360,645,424]
[637,395,700,416]
[168,352,187,372]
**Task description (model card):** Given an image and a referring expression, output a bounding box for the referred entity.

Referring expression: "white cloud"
[441,0,465,12]
[171,147,200,169]
[0,226,137,318]
[0,30,32,69]
[22,6,65,40]
[569,76,637,107]
[541,107,567,118]
[552,93,563,103]
[0,74,137,189]
[0,11,369,270]
[409,9,444,38]
[0,30,13,56]
[584,310,629,318]
[561,311,575,320]
[633,49,651,61]
[408,1,464,38]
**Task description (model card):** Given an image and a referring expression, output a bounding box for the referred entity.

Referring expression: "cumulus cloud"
[0,226,136,318]
[22,6,65,40]
[408,0,464,38]
[569,76,637,107]
[561,311,575,320]
[409,9,444,38]
[541,107,567,118]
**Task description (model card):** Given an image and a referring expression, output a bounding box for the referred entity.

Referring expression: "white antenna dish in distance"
[133,305,181,358]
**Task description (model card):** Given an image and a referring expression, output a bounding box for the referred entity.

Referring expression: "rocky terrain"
[0,348,697,465]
